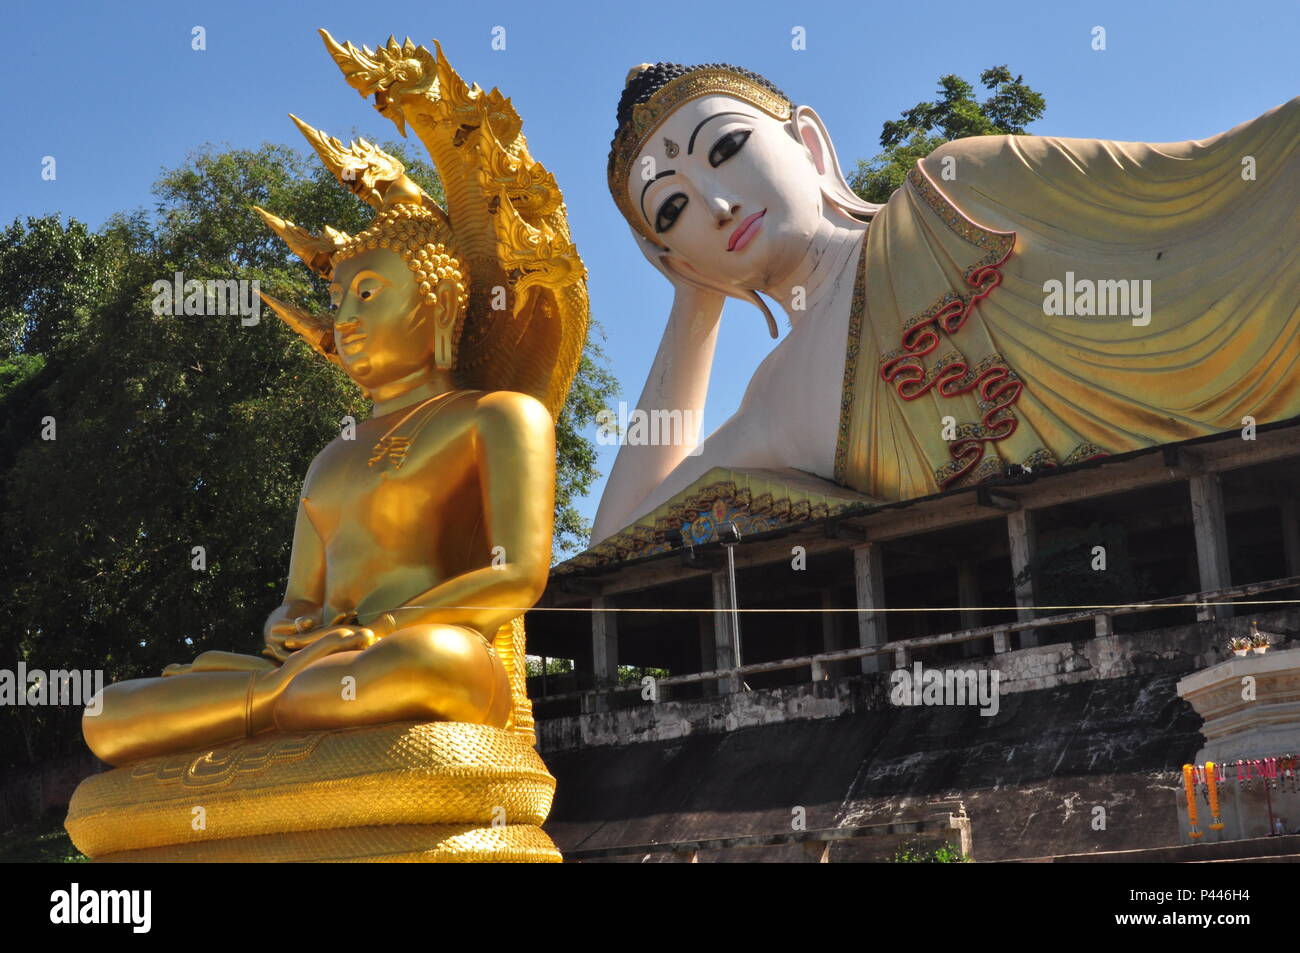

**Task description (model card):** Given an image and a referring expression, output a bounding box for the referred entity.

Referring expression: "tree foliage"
[850,66,1047,204]
[0,143,616,768]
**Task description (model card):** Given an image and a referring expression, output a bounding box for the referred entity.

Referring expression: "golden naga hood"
[259,30,588,421]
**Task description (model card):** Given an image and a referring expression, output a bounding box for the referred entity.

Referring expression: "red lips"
[727,209,767,252]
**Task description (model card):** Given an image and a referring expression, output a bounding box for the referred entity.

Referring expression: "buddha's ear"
[659,254,780,340]
[429,278,462,369]
[404,285,433,334]
[792,104,884,220]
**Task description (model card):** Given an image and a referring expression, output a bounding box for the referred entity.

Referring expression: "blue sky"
[3,0,1296,531]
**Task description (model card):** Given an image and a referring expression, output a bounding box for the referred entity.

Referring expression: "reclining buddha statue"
[592,62,1299,543]
[66,31,587,863]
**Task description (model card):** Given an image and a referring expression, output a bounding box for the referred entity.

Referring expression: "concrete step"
[1190,854,1300,863]
[1015,833,1300,863]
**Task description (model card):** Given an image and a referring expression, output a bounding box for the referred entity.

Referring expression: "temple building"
[526,419,1300,861]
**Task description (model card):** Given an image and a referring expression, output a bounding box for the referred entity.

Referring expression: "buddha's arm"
[616,353,787,519]
[262,479,329,661]
[358,391,556,637]
[591,285,724,542]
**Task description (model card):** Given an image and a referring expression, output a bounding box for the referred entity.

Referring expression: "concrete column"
[853,543,887,673]
[711,570,740,693]
[588,595,618,713]
[817,588,837,681]
[957,562,982,658]
[819,588,838,653]
[1281,499,1300,578]
[698,614,717,698]
[1189,473,1232,622]
[1007,509,1039,648]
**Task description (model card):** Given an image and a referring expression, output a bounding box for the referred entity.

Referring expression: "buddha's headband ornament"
[255,31,589,420]
[608,67,793,249]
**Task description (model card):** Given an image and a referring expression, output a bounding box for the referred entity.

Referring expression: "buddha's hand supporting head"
[608,63,880,304]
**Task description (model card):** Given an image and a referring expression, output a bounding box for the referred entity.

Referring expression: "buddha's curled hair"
[614,62,790,132]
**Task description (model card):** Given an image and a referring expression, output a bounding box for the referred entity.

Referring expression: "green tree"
[525,656,574,678]
[554,330,619,554]
[0,143,617,769]
[850,66,1047,204]
[889,840,969,863]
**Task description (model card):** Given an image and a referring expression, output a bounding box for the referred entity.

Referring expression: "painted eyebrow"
[687,111,752,154]
[639,169,676,221]
[636,112,757,222]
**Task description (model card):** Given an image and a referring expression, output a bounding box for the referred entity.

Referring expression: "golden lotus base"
[65,721,560,863]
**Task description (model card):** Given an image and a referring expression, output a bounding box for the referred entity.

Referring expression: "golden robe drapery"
[835,96,1300,500]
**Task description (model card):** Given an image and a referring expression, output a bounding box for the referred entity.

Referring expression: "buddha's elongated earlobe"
[740,289,780,340]
[431,279,461,369]
[660,253,780,339]
[792,105,884,220]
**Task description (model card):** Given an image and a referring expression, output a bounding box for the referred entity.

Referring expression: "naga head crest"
[255,31,588,419]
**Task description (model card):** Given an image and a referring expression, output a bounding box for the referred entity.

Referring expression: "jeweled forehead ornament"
[607,64,793,249]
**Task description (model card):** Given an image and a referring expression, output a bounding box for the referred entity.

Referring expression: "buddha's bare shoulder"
[393,390,554,466]
[444,389,552,434]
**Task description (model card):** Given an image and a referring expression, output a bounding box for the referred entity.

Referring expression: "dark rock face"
[543,673,1204,861]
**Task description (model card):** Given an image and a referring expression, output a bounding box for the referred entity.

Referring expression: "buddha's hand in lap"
[160,621,374,676]
[162,652,280,677]
[279,623,378,657]
[262,611,359,663]
[266,627,376,682]
[236,627,378,734]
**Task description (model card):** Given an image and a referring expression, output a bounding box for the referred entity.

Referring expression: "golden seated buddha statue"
[65,31,587,863]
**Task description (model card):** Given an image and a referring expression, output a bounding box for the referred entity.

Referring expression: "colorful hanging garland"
[1182,755,1299,839]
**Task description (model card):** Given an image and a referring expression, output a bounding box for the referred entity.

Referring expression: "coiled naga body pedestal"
[67,722,561,862]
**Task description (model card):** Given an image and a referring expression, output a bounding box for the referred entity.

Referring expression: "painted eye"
[655,192,689,233]
[359,289,374,301]
[708,129,751,167]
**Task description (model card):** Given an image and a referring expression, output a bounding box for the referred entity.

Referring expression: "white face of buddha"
[625,93,826,292]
